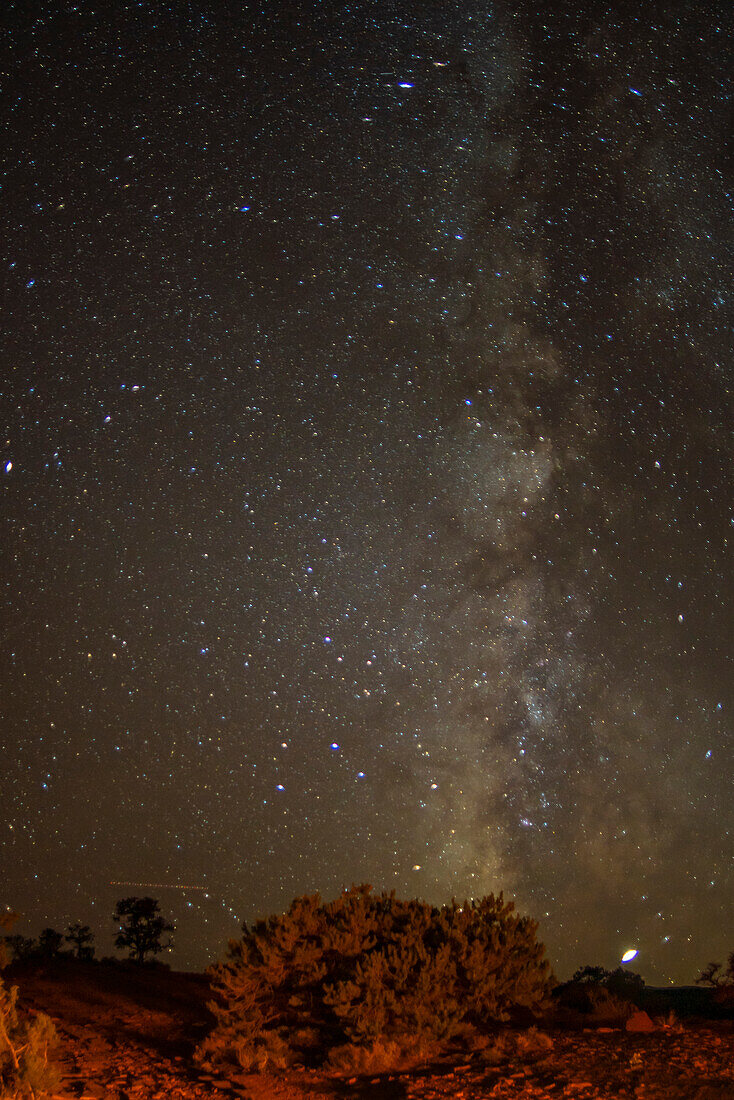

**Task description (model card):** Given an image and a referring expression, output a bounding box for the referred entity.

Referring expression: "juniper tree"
[114,897,174,964]
[198,885,553,1072]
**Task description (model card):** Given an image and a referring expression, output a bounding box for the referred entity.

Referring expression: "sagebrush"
[198,884,552,1071]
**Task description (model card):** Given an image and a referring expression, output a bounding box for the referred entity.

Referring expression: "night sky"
[2,2,731,983]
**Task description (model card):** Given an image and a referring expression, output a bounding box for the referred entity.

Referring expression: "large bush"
[198,884,552,1072]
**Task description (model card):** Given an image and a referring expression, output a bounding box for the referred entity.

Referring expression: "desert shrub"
[326,1033,440,1076]
[655,1009,682,1031]
[552,977,636,1026]
[554,961,644,1026]
[0,911,62,1098]
[229,1029,295,1072]
[514,1026,554,1061]
[198,884,552,1072]
[467,1028,510,1062]
[568,965,644,1001]
[0,973,61,1097]
[326,1038,404,1076]
[584,985,635,1025]
[471,1026,552,1067]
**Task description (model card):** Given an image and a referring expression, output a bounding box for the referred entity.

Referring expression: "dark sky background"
[2,1,731,983]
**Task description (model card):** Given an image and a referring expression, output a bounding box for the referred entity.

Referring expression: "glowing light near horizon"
[621,948,638,963]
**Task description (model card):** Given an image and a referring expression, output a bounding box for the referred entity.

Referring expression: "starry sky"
[2,2,731,984]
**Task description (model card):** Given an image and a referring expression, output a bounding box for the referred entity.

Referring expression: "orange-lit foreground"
[10,959,734,1100]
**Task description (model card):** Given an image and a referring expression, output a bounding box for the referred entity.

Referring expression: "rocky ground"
[9,962,734,1100]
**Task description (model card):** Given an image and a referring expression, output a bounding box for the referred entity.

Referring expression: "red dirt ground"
[8,961,734,1099]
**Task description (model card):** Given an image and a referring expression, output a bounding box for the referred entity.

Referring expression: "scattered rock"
[10,963,734,1099]
[81,1084,108,1098]
[625,1010,656,1032]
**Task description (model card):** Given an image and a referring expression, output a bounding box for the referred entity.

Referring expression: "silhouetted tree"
[571,965,611,984]
[113,897,174,964]
[568,964,643,996]
[36,927,64,959]
[4,935,37,963]
[605,966,644,997]
[696,951,734,988]
[65,922,95,961]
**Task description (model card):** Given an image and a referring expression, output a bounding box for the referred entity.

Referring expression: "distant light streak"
[621,948,638,963]
[109,881,208,891]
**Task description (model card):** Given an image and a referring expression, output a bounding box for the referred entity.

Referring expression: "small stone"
[625,1010,655,1032]
[81,1084,108,1099]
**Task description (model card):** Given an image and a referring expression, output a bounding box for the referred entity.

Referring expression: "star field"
[1,2,732,982]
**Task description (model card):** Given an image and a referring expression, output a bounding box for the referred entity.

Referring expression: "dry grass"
[326,1034,441,1076]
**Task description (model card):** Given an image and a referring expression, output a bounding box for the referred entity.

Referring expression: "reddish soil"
[9,962,734,1100]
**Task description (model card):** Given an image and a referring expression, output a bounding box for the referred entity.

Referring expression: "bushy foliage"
[570,964,644,998]
[553,977,636,1025]
[470,1025,553,1066]
[571,965,611,984]
[557,962,644,1025]
[0,985,60,1099]
[198,885,552,1072]
[326,1034,439,1076]
[583,985,636,1025]
[0,912,61,1098]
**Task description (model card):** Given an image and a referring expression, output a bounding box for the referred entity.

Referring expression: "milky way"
[2,2,731,981]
